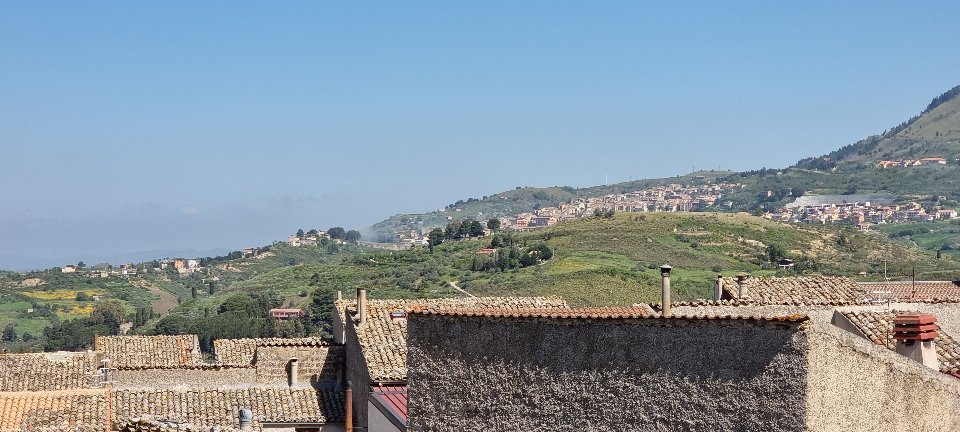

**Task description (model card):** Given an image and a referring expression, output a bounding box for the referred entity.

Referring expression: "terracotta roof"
[0,352,101,392]
[721,276,867,305]
[407,306,809,323]
[0,389,108,431]
[840,310,960,374]
[213,337,330,367]
[348,296,568,382]
[858,281,960,301]
[98,335,203,369]
[111,387,344,428]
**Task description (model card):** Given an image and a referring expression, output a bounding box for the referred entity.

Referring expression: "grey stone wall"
[345,316,372,428]
[407,315,810,432]
[805,321,960,432]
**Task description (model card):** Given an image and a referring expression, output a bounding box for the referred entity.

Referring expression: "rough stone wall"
[254,346,344,387]
[344,317,372,428]
[804,320,960,432]
[407,315,810,432]
[113,368,256,388]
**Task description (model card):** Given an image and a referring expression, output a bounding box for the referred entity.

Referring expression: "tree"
[75,291,91,302]
[487,218,501,232]
[327,227,346,239]
[766,244,786,263]
[345,230,362,243]
[296,229,305,238]
[89,300,127,334]
[427,228,445,252]
[76,261,86,269]
[306,229,319,237]
[2,323,16,342]
[468,220,485,237]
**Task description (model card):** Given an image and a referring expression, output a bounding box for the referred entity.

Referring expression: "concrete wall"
[368,400,404,432]
[345,316,372,428]
[805,321,960,432]
[113,367,256,388]
[407,315,810,432]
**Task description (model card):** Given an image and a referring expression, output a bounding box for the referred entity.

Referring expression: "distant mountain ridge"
[797,85,960,169]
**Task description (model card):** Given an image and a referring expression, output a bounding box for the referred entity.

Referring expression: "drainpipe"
[346,381,354,431]
[357,288,367,325]
[714,274,723,302]
[660,265,672,317]
[288,357,299,387]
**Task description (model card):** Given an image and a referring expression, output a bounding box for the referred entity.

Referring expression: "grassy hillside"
[200,213,960,318]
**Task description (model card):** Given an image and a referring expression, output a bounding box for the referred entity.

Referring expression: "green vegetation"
[163,212,960,343]
[877,220,960,258]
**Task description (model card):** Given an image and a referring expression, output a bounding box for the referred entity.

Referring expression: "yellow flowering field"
[22,289,105,300]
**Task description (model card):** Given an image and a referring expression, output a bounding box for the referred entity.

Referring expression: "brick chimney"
[892,313,939,370]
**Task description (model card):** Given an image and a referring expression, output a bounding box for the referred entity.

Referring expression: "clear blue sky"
[1,1,958,269]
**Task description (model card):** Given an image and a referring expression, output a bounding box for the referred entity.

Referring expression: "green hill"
[216,212,960,316]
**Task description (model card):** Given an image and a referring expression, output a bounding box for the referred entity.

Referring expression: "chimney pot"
[239,408,253,431]
[288,357,299,387]
[714,275,724,302]
[357,288,367,325]
[660,264,672,317]
[893,313,939,370]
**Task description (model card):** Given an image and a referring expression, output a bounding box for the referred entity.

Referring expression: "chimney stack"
[288,357,299,387]
[714,275,724,302]
[736,273,749,299]
[660,265,672,317]
[356,287,367,325]
[239,408,253,431]
[892,313,939,371]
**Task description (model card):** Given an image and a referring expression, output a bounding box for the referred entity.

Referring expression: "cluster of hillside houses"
[507,183,741,231]
[876,157,949,168]
[8,270,960,430]
[765,201,958,227]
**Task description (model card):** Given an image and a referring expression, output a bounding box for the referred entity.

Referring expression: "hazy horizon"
[3,1,960,270]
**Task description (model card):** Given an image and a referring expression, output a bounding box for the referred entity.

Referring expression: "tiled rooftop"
[0,389,108,431]
[722,276,867,305]
[0,352,101,392]
[111,387,344,428]
[98,335,203,369]
[348,296,568,382]
[407,306,810,323]
[859,281,960,302]
[213,337,330,367]
[840,310,960,374]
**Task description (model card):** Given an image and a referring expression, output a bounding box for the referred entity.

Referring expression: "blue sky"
[1,1,959,269]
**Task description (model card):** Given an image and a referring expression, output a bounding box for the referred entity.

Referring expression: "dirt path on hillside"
[131,280,179,314]
[448,281,476,298]
[148,286,179,314]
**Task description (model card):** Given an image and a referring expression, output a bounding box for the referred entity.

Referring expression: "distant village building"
[61,265,77,273]
[270,308,305,320]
